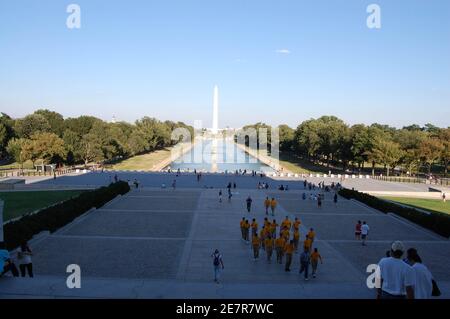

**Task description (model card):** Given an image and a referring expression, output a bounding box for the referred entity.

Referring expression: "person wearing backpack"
[211,249,224,283]
[299,248,311,281]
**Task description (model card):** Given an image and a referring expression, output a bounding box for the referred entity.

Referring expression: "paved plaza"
[1,172,449,298]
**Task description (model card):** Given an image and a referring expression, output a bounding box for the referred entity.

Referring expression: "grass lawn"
[381,197,450,215]
[109,148,173,171]
[0,190,86,222]
[0,160,34,170]
[278,152,331,174]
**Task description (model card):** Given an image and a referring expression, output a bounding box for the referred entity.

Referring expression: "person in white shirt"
[361,221,370,246]
[406,248,433,299]
[376,241,415,299]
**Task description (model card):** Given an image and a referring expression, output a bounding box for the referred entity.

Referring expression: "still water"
[168,139,275,173]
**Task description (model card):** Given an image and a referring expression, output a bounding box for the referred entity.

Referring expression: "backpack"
[213,254,220,266]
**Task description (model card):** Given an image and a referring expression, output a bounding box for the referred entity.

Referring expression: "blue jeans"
[300,262,309,279]
[214,266,221,281]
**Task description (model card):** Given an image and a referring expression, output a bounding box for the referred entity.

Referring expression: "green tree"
[366,137,404,176]
[14,114,51,139]
[439,128,450,177]
[419,137,444,175]
[278,124,295,152]
[79,133,104,166]
[34,109,65,136]
[23,133,67,170]
[6,138,28,171]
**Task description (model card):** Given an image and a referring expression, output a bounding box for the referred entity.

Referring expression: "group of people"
[0,241,34,278]
[376,241,439,299]
[239,216,323,280]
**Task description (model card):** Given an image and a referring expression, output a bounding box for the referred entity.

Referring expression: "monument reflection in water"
[169,138,275,173]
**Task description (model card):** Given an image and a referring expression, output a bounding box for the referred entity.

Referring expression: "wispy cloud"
[275,49,291,55]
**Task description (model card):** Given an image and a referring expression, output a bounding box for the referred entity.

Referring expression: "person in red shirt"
[355,220,362,240]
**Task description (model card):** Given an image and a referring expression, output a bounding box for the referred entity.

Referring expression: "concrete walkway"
[1,174,449,299]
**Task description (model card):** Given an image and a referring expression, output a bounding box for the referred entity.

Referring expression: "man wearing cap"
[376,241,415,299]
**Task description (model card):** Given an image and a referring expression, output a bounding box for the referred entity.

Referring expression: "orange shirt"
[304,239,312,250]
[293,231,300,241]
[284,243,295,254]
[270,223,278,233]
[281,229,290,240]
[275,237,286,248]
[252,236,260,247]
[264,199,271,207]
[251,222,258,230]
[307,231,316,240]
[243,222,250,230]
[311,251,322,262]
[293,220,301,230]
[264,238,274,249]
[240,220,245,228]
[270,199,277,208]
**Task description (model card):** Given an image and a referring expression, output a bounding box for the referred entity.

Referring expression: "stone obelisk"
[212,85,219,135]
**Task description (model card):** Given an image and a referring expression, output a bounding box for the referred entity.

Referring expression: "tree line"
[0,110,193,169]
[243,116,449,177]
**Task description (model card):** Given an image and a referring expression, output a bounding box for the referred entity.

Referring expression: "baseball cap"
[391,241,405,252]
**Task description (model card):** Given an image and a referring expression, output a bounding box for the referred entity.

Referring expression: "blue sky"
[1,0,449,128]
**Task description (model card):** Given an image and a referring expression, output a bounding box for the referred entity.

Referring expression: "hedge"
[338,188,450,238]
[3,181,130,250]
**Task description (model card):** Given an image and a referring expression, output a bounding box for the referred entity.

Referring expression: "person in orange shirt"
[239,217,246,240]
[284,240,295,271]
[252,233,260,260]
[303,235,312,252]
[263,217,270,229]
[243,220,250,243]
[251,219,258,236]
[270,219,278,239]
[259,226,267,251]
[275,236,286,264]
[310,248,323,278]
[281,227,290,241]
[281,216,291,230]
[264,234,274,263]
[264,197,271,215]
[307,228,316,245]
[293,217,301,231]
[293,229,300,252]
[270,198,277,216]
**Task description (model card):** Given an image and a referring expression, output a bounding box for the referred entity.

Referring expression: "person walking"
[252,233,260,260]
[172,179,177,190]
[219,190,222,203]
[228,188,232,202]
[284,240,295,272]
[307,228,316,246]
[376,241,415,299]
[355,220,362,240]
[240,218,246,241]
[275,236,286,264]
[361,221,370,246]
[406,248,433,299]
[270,198,277,216]
[443,192,446,203]
[251,219,258,236]
[299,248,311,281]
[317,196,322,208]
[246,196,253,213]
[17,242,33,278]
[310,248,323,278]
[264,197,271,215]
[211,249,224,284]
[333,193,338,205]
[265,234,274,263]
[243,220,250,243]
[293,229,300,252]
[303,235,312,252]
[270,219,278,239]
